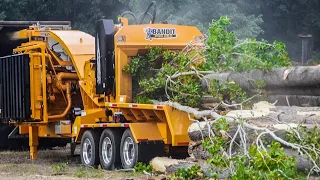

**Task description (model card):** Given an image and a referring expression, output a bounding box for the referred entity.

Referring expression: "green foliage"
[123,16,290,106]
[202,118,230,168]
[133,96,153,104]
[201,16,291,73]
[203,138,298,179]
[203,136,229,168]
[254,80,267,89]
[209,80,247,102]
[233,142,297,179]
[287,125,320,162]
[51,162,67,175]
[213,118,230,132]
[199,119,298,179]
[169,165,205,180]
[134,162,152,173]
[124,47,203,106]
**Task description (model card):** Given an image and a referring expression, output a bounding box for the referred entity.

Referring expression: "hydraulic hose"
[137,12,154,24]
[55,72,78,91]
[120,11,138,24]
[48,83,72,120]
[138,1,157,24]
[48,72,78,119]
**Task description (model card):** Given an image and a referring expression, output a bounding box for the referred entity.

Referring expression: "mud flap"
[138,140,165,163]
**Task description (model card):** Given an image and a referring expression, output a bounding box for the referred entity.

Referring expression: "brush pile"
[125,16,320,179]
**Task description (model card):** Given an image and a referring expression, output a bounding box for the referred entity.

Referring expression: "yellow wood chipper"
[0,3,204,169]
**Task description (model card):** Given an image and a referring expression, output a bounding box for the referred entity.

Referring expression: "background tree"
[256,0,320,62]
[1,0,320,61]
[0,0,125,34]
[119,0,264,38]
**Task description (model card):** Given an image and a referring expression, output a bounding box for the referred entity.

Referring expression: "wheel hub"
[123,137,135,166]
[102,137,113,165]
[82,138,92,165]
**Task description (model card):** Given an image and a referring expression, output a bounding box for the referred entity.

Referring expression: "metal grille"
[0,54,31,120]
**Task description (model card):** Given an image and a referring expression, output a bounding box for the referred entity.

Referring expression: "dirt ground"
[0,144,148,180]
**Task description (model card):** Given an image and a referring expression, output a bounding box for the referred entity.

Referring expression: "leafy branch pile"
[123,16,291,107]
[124,16,320,179]
[201,119,299,179]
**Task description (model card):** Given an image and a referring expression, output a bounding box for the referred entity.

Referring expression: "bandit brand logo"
[144,27,177,40]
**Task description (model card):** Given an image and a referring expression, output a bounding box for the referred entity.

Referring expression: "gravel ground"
[0,144,148,180]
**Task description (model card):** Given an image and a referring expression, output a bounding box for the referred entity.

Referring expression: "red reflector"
[112,104,117,107]
[83,125,88,128]
[132,104,138,108]
[178,142,189,146]
[157,106,163,109]
[137,139,148,142]
[124,123,129,127]
[102,124,108,127]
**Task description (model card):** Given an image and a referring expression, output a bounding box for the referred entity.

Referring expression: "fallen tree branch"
[152,100,320,175]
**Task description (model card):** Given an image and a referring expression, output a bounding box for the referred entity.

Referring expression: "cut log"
[150,157,192,173]
[202,66,320,90]
[266,87,320,96]
[266,95,320,106]
[188,141,211,160]
[202,95,320,107]
[150,157,228,178]
[200,66,320,106]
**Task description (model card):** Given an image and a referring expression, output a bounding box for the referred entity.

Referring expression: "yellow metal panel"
[40,47,48,122]
[19,126,29,134]
[114,24,203,49]
[79,123,129,128]
[48,30,95,79]
[129,109,146,120]
[73,54,95,76]
[106,103,164,110]
[51,31,95,54]
[120,108,135,121]
[72,109,107,142]
[129,123,163,143]
[79,109,106,124]
[164,106,193,146]
[29,54,42,120]
[115,49,132,103]
[141,109,157,120]
[157,123,171,144]
[153,110,166,121]
[38,125,59,137]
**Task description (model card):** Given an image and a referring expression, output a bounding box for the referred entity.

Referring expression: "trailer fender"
[129,123,164,143]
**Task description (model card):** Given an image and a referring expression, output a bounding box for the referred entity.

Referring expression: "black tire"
[99,129,122,170]
[120,129,139,169]
[80,130,100,167]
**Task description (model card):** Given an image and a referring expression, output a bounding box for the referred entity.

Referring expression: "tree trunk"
[201,66,320,90]
[266,87,320,96]
[203,95,320,107]
[150,157,228,178]
[266,95,320,106]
